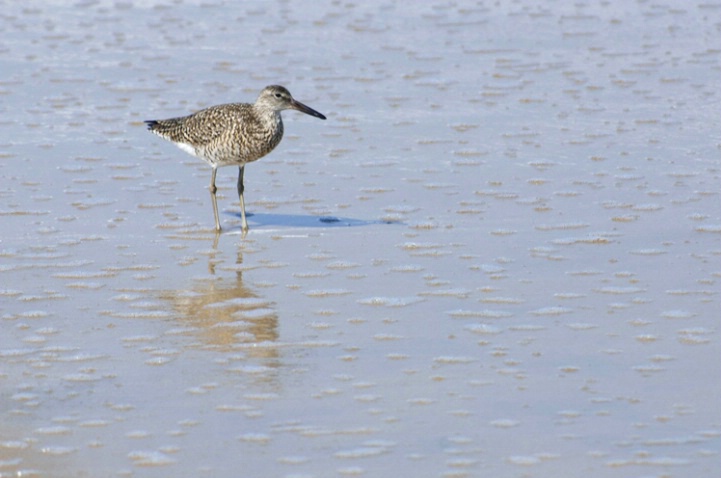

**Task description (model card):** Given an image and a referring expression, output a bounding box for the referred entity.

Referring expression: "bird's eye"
[274,93,283,98]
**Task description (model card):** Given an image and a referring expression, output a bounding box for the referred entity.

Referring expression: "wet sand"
[1,1,719,477]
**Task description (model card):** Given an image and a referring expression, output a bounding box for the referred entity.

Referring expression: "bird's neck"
[254,106,283,129]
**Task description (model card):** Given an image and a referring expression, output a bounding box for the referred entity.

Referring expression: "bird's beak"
[290,98,326,120]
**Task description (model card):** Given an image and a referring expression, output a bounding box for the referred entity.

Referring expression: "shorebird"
[145,85,326,232]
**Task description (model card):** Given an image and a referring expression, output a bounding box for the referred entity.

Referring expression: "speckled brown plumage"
[145,85,326,232]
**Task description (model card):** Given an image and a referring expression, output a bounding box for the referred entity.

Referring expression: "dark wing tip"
[144,120,158,130]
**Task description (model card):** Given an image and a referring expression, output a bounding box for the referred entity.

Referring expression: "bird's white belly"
[176,142,197,157]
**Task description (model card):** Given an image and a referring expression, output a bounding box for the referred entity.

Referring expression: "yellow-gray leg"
[209,167,221,231]
[237,165,248,231]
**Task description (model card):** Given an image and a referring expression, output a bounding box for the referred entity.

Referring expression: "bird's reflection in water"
[161,243,278,360]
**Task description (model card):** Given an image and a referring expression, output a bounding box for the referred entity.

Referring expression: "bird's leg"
[237,165,248,231]
[209,167,221,231]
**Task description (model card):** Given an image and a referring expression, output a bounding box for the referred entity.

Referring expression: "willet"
[145,85,326,232]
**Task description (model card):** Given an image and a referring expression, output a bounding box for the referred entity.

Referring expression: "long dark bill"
[291,99,326,120]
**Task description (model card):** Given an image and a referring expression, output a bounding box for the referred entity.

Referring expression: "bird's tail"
[144,118,187,141]
[144,120,160,130]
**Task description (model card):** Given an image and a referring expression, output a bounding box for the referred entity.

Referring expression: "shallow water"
[1,1,720,477]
